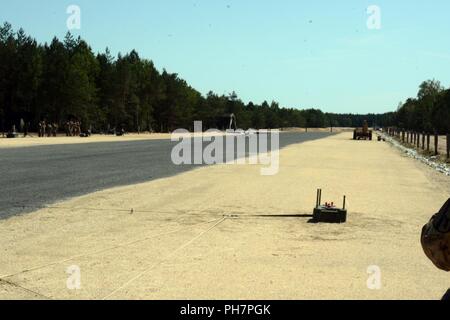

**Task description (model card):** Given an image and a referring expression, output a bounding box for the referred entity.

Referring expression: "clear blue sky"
[1,0,450,113]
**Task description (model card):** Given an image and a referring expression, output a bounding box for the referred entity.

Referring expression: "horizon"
[1,0,450,114]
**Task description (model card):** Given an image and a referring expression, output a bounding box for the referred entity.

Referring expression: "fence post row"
[384,128,447,159]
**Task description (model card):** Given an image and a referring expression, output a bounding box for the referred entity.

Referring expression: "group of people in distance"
[36,120,82,138]
[38,120,59,137]
[64,120,82,137]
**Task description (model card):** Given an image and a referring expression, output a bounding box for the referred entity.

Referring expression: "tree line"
[0,22,447,134]
[394,79,450,134]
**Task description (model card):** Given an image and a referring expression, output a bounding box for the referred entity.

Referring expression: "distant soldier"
[69,121,74,136]
[73,121,77,136]
[24,122,29,137]
[76,121,81,136]
[39,120,46,138]
[52,123,58,137]
[47,123,52,137]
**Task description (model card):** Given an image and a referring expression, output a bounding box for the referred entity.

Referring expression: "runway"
[0,132,332,219]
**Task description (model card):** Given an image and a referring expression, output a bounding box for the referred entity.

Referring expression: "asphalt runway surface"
[0,132,333,219]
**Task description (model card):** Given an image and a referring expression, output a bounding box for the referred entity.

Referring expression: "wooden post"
[447,134,449,159]
[435,133,439,156]
[422,132,425,150]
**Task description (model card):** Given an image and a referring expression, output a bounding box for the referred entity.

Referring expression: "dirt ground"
[1,132,449,300]
[0,133,173,149]
[281,127,353,133]
[0,128,346,149]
